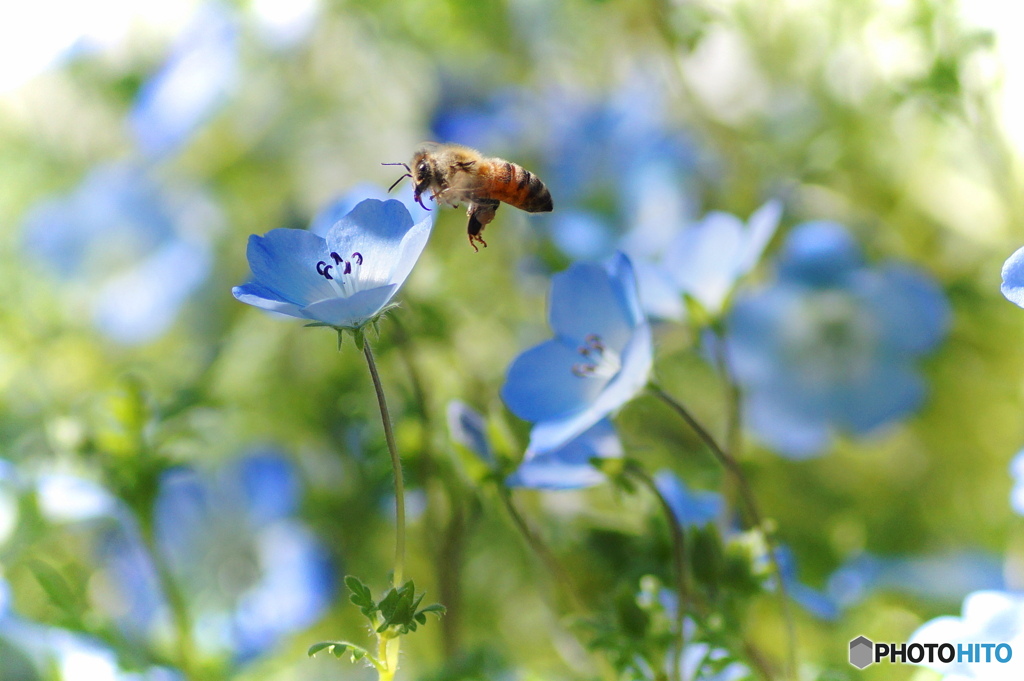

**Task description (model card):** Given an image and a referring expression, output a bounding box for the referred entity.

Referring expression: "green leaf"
[27,560,78,616]
[417,603,446,618]
[345,575,377,617]
[307,641,347,658]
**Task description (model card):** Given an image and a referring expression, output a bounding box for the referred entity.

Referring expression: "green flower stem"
[363,340,406,681]
[391,316,465,657]
[499,490,586,614]
[137,515,201,681]
[363,341,406,587]
[649,384,796,681]
[626,465,688,681]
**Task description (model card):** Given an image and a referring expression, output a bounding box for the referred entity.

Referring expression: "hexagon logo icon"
[849,636,874,669]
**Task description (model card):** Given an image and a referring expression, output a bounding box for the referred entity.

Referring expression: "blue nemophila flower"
[659,200,783,317]
[506,419,623,490]
[1001,245,1024,307]
[725,222,949,458]
[653,471,723,528]
[233,198,432,330]
[501,252,652,453]
[20,162,221,344]
[910,590,1024,680]
[99,450,333,662]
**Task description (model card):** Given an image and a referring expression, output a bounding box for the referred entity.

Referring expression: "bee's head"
[410,143,441,208]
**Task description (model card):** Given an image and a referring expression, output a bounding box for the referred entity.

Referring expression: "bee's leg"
[466,200,499,252]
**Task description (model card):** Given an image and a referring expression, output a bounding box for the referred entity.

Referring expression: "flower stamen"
[571,334,621,379]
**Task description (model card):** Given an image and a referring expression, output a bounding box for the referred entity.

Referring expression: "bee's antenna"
[382,162,412,193]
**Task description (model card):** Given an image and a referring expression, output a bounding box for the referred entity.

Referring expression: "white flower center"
[314,251,363,297]
[572,334,622,379]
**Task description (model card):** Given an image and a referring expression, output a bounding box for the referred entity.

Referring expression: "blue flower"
[771,547,841,621]
[501,252,652,453]
[232,198,432,330]
[1000,245,1024,307]
[725,222,949,458]
[99,450,334,662]
[653,471,723,528]
[827,552,1004,609]
[506,419,623,490]
[20,162,220,344]
[446,400,494,465]
[659,200,783,317]
[129,3,238,157]
[910,590,1024,680]
[1012,450,1024,515]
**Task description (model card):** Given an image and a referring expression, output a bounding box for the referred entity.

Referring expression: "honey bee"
[385,142,553,251]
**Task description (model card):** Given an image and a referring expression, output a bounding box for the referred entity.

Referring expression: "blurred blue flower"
[725,222,949,458]
[130,3,238,157]
[501,252,652,453]
[1012,450,1024,515]
[506,418,623,490]
[233,198,432,330]
[771,547,841,621]
[446,400,493,465]
[653,471,723,528]
[659,201,783,317]
[910,590,1024,680]
[1000,245,1024,308]
[99,450,333,662]
[20,162,221,344]
[827,552,1004,609]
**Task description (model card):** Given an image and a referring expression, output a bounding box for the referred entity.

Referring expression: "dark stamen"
[352,252,363,265]
[331,252,343,265]
[316,261,333,280]
[344,261,352,275]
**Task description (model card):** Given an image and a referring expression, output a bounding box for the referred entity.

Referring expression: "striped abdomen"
[483,158,553,213]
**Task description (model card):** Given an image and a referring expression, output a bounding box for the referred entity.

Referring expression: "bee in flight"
[385,142,553,251]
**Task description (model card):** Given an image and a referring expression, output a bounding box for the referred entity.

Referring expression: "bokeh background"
[2,0,1024,680]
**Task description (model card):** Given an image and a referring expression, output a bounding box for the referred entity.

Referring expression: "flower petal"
[299,285,397,328]
[664,211,745,313]
[1001,245,1024,307]
[501,338,610,423]
[736,199,783,273]
[527,321,652,453]
[855,265,950,355]
[507,419,621,490]
[745,389,832,458]
[245,228,335,306]
[777,221,863,287]
[323,199,431,293]
[548,252,644,350]
[834,362,925,434]
[232,281,305,318]
[654,471,723,527]
[447,401,492,463]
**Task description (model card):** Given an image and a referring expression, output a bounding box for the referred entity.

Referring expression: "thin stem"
[136,517,200,681]
[391,316,464,656]
[363,342,406,586]
[499,490,586,613]
[628,466,687,681]
[650,384,795,681]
